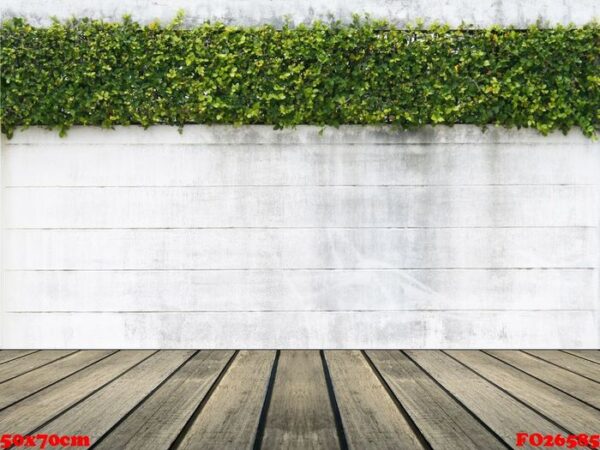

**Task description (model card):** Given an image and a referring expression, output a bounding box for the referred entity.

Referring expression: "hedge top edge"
[1,16,599,138]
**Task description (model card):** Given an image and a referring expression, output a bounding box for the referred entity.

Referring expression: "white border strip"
[2,0,598,27]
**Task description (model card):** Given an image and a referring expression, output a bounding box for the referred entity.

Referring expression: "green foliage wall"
[1,17,599,137]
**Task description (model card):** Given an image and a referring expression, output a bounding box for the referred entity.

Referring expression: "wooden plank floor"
[0,350,598,449]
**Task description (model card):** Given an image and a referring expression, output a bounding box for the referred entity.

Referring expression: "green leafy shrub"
[1,17,599,137]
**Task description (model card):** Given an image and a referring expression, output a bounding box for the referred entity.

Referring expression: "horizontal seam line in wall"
[4,184,598,188]
[5,226,597,230]
[5,309,597,314]
[3,267,597,272]
[7,142,594,147]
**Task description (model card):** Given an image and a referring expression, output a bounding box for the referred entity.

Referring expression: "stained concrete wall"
[1,125,598,348]
[1,0,598,27]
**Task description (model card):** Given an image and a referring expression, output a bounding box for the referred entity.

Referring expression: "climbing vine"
[1,16,598,137]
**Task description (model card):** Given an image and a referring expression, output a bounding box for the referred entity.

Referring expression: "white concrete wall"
[1,125,598,348]
[1,0,598,27]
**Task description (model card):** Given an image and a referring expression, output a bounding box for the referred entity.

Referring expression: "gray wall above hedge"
[1,0,598,27]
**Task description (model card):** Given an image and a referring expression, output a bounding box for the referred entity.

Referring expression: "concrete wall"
[1,125,598,348]
[2,0,598,27]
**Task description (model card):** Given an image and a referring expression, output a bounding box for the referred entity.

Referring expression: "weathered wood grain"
[36,351,193,444]
[177,351,276,450]
[366,350,505,450]
[0,351,154,434]
[94,350,234,450]
[0,350,76,382]
[564,351,600,364]
[447,351,600,433]
[0,350,596,448]
[325,351,424,450]
[261,351,340,449]
[405,351,566,445]
[0,350,114,410]
[486,351,600,407]
[524,351,600,381]
[0,350,38,365]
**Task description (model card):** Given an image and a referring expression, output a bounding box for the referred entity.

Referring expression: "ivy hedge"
[1,17,599,137]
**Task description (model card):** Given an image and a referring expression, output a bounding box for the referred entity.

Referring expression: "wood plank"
[7,185,596,228]
[177,351,276,450]
[0,350,76,382]
[524,350,600,382]
[261,351,340,449]
[6,268,596,313]
[2,311,596,348]
[4,143,598,187]
[366,350,505,450]
[0,350,154,434]
[324,350,425,449]
[0,350,114,410]
[405,351,566,446]
[564,350,600,364]
[36,351,194,444]
[487,351,600,407]
[6,227,595,270]
[0,350,37,365]
[94,350,234,450]
[447,351,600,433]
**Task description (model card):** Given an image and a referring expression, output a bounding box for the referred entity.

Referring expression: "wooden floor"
[0,351,598,449]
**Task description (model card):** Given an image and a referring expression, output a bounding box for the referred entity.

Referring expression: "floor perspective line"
[0,350,596,450]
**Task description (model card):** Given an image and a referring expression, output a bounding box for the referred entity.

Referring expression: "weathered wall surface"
[1,0,598,27]
[1,125,598,348]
